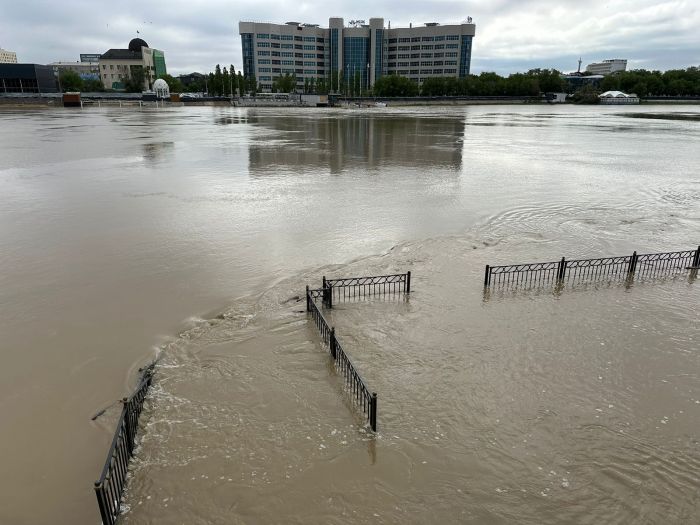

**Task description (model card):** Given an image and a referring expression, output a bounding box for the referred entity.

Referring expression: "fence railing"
[320,272,411,308]
[306,288,377,431]
[484,247,700,287]
[94,363,155,525]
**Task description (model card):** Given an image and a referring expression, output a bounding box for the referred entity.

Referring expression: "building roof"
[600,90,636,98]
[128,38,149,52]
[100,48,143,60]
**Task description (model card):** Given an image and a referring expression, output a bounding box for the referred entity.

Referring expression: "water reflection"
[248,115,464,173]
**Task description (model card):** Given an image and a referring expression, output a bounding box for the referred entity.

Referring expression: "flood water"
[0,104,699,524]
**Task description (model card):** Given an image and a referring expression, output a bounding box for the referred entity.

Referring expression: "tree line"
[61,62,700,99]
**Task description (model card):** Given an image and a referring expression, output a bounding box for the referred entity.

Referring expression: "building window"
[282,52,293,57]
[411,45,420,50]
[303,36,315,42]
[258,67,272,72]
[398,37,410,43]
[257,50,271,56]
[258,42,271,47]
[446,44,459,49]
[303,53,315,58]
[446,35,460,40]
[271,34,280,40]
[271,51,280,57]
[398,45,410,51]
[421,61,433,66]
[294,36,302,41]
[421,53,432,58]
[256,34,269,39]
[446,52,458,58]
[411,37,420,42]
[281,34,293,40]
[434,36,445,41]
[422,36,434,41]
[421,45,433,50]
[258,59,271,64]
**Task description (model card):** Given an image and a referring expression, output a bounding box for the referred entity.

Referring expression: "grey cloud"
[0,0,697,75]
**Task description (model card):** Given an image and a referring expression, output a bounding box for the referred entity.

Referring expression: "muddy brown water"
[0,105,699,524]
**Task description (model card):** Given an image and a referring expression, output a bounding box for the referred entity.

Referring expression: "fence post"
[484,265,490,286]
[628,251,638,274]
[121,397,133,454]
[370,393,377,432]
[693,245,700,268]
[94,482,113,525]
[306,285,310,312]
[322,276,333,309]
[406,271,411,294]
[557,257,567,281]
[330,327,337,359]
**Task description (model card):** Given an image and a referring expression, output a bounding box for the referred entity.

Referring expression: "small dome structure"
[153,78,170,99]
[128,38,149,52]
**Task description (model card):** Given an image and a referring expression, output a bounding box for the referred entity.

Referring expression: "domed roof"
[128,38,149,52]
[153,79,169,90]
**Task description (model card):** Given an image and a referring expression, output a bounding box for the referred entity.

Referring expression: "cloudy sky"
[2,0,698,75]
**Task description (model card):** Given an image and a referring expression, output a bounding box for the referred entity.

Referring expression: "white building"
[585,59,627,76]
[239,17,476,92]
[98,38,167,91]
[0,48,18,63]
[599,90,639,104]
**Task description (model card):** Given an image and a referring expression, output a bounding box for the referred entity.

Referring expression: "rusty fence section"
[485,247,699,287]
[94,363,154,525]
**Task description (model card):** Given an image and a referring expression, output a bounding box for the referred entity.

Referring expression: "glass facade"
[374,29,383,82]
[153,50,167,78]
[343,37,370,90]
[241,33,254,78]
[458,35,472,77]
[330,28,340,74]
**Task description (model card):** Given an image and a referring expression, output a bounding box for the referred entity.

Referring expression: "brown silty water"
[0,105,699,524]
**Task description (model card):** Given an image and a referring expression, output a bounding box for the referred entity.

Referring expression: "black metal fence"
[307,288,377,430]
[320,272,410,308]
[305,271,411,431]
[94,363,155,525]
[484,247,700,287]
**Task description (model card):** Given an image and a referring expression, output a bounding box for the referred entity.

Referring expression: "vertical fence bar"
[484,265,490,286]
[406,271,411,294]
[306,285,310,312]
[628,251,638,274]
[370,393,377,432]
[94,483,112,525]
[556,257,567,281]
[330,327,337,360]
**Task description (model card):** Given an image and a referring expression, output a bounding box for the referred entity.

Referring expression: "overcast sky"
[2,0,698,75]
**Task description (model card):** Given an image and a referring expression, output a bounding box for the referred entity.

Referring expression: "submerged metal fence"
[484,247,700,287]
[320,272,410,308]
[305,271,411,431]
[94,363,155,525]
[307,291,377,430]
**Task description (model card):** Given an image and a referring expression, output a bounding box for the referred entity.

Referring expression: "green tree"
[157,73,183,93]
[122,66,146,92]
[59,70,83,92]
[83,78,104,92]
[273,73,296,93]
[373,75,419,97]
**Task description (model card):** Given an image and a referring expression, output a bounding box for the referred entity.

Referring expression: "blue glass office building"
[239,17,476,92]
